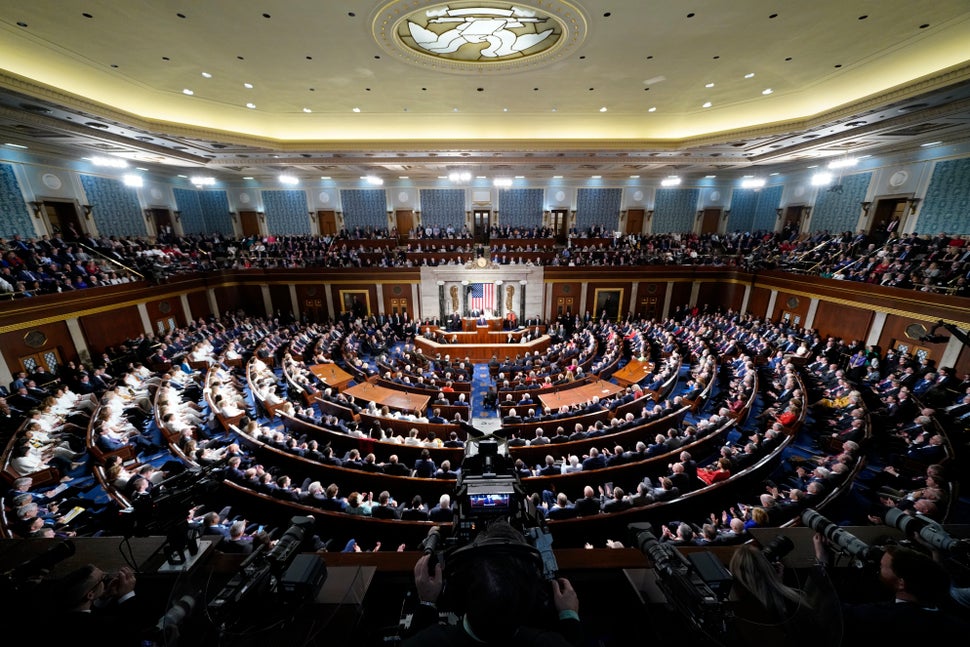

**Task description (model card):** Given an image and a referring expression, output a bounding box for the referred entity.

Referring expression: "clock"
[476,257,488,268]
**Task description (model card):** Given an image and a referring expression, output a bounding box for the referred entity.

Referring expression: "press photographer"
[401,435,582,646]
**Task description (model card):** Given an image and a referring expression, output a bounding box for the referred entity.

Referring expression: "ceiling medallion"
[374,1,587,74]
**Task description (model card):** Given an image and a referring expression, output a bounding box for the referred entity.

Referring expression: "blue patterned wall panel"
[727,189,756,232]
[262,190,310,235]
[198,190,234,235]
[0,163,33,238]
[340,189,387,231]
[173,188,205,234]
[652,188,699,233]
[419,189,465,229]
[809,172,871,233]
[499,188,543,229]
[752,185,784,232]
[79,174,147,237]
[576,188,621,232]
[917,158,970,235]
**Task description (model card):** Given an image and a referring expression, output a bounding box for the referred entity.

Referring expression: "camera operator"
[726,544,838,646]
[403,520,582,647]
[814,535,970,640]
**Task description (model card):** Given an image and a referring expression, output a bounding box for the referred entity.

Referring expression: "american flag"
[470,282,495,312]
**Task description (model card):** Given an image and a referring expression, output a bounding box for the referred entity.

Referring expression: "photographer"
[404,521,582,646]
[727,544,836,646]
[814,535,970,640]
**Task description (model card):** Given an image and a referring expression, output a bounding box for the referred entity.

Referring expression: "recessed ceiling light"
[302,107,312,113]
[705,82,715,88]
[135,167,148,171]
[702,101,712,108]
[629,175,640,179]
[182,88,194,95]
[453,107,459,112]
[243,176,254,180]
[591,175,601,179]
[503,107,509,112]
[921,141,942,147]
[243,82,253,89]
[201,72,212,78]
[320,176,331,180]
[599,106,608,112]
[476,176,486,179]
[352,107,361,113]
[551,107,557,112]
[744,72,755,79]
[762,88,773,95]
[705,175,717,178]
[246,102,256,109]
[553,175,563,179]
[177,174,187,178]
[648,106,656,112]
[514,175,525,179]
[5,143,28,149]
[399,176,409,179]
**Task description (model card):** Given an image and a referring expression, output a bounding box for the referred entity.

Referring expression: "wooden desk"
[309,363,354,391]
[415,333,551,362]
[344,381,430,413]
[612,359,654,387]
[538,380,624,411]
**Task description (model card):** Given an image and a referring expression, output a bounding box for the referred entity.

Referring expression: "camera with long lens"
[884,508,969,556]
[802,509,882,565]
[760,534,795,564]
[627,522,730,636]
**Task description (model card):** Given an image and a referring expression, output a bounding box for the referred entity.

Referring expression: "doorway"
[869,197,909,244]
[395,210,414,243]
[317,210,337,236]
[473,209,490,245]
[625,209,644,235]
[148,208,175,240]
[239,210,262,237]
[41,200,84,240]
[550,209,569,244]
[699,208,721,234]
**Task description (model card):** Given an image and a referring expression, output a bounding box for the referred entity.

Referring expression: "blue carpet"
[472,363,494,419]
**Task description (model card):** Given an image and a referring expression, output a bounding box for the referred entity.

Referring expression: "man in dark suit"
[572,486,602,516]
[581,447,607,471]
[502,407,522,425]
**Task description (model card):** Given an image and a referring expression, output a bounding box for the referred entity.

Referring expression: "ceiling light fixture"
[762,88,773,95]
[122,174,143,188]
[921,141,942,147]
[591,175,602,179]
[352,107,361,113]
[811,172,833,186]
[182,88,194,95]
[90,156,128,168]
[201,72,212,78]
[744,72,755,78]
[599,106,608,112]
[740,178,766,189]
[278,174,299,185]
[246,102,256,109]
[364,175,383,186]
[244,83,253,89]
[448,171,472,183]
[827,157,858,169]
[4,143,28,149]
[243,176,254,180]
[702,101,712,108]
[705,82,715,88]
[648,106,656,112]
[303,107,312,113]
[191,176,216,186]
[493,177,513,188]
[661,176,682,187]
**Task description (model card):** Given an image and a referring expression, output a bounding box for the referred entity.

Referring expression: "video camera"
[801,509,882,566]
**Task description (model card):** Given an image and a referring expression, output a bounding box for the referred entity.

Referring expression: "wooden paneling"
[747,286,771,319]
[775,291,809,326]
[144,297,187,331]
[634,281,665,320]
[812,300,873,344]
[79,306,142,355]
[953,344,970,378]
[697,281,742,314]
[670,282,692,309]
[381,283,412,317]
[877,313,951,362]
[330,283,378,318]
[0,320,76,373]
[186,290,211,322]
[268,284,294,319]
[551,282,581,317]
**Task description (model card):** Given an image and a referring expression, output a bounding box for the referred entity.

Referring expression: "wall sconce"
[722,209,731,220]
[697,210,704,221]
[81,204,93,219]
[646,210,654,222]
[257,211,265,223]
[144,208,153,222]
[308,211,316,221]
[28,201,43,218]
[173,210,182,223]
[861,202,872,218]
[907,197,921,215]
[229,211,237,222]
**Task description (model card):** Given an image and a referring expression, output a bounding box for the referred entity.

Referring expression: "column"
[739,284,751,316]
[866,312,887,348]
[438,281,446,322]
[137,303,152,334]
[629,282,638,318]
[325,287,335,321]
[765,290,778,320]
[207,288,220,320]
[688,281,700,308]
[411,283,420,321]
[518,279,526,322]
[289,285,300,322]
[662,282,673,319]
[580,282,588,317]
[804,298,820,330]
[179,294,193,323]
[66,317,92,366]
[261,284,273,318]
[495,280,504,318]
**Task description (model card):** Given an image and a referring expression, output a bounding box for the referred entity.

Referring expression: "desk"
[538,380,624,411]
[415,332,550,362]
[344,381,430,413]
[612,359,654,387]
[309,363,354,391]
